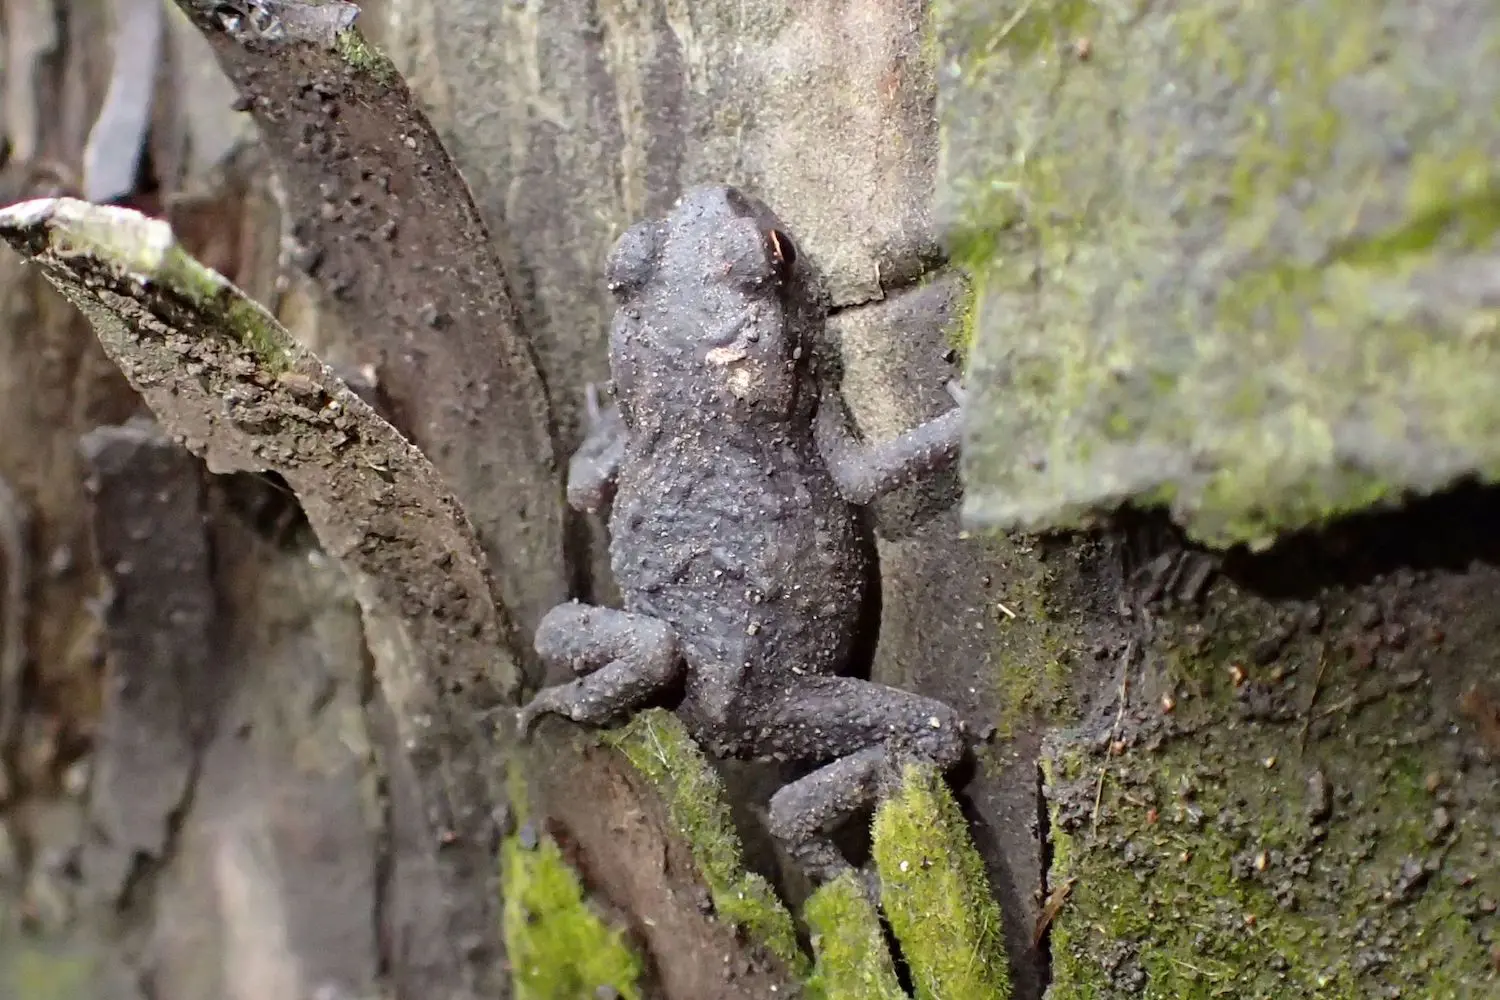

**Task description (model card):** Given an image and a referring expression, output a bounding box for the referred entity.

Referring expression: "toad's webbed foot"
[567,382,628,513]
[518,602,680,739]
[751,676,967,885]
[814,380,964,507]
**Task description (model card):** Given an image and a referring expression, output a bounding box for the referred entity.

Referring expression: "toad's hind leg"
[756,677,966,884]
[518,602,681,738]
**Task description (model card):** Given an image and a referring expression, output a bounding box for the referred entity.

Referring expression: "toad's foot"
[566,382,627,513]
[518,602,680,739]
[750,676,967,885]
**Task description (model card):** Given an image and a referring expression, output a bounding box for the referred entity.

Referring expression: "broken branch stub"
[0,197,515,989]
[171,0,568,643]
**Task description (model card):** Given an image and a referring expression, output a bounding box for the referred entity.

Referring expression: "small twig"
[0,473,30,758]
[1298,642,1328,753]
[1091,641,1134,834]
[1032,875,1077,948]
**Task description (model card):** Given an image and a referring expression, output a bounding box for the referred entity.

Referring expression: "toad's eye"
[605,220,662,301]
[724,224,790,291]
[766,228,796,281]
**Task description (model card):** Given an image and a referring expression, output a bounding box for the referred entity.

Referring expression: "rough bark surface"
[171,0,568,647]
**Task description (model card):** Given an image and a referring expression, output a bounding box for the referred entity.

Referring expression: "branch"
[0,196,513,997]
[169,0,568,638]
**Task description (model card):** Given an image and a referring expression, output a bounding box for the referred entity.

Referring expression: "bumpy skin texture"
[520,185,967,884]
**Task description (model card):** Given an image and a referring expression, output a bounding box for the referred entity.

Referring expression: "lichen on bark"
[872,764,1012,1000]
[939,0,1500,550]
[803,873,907,1000]
[605,710,808,976]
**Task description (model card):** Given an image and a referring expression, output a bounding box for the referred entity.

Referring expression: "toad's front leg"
[518,602,681,738]
[814,380,964,506]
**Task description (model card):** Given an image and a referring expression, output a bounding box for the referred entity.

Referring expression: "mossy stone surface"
[605,710,808,976]
[939,0,1500,550]
[608,713,1027,998]
[500,829,644,1000]
[803,873,907,1000]
[872,764,1012,1000]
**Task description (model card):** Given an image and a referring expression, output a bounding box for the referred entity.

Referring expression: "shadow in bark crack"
[1220,479,1500,598]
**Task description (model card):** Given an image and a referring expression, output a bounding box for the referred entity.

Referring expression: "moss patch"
[606,709,807,976]
[872,764,1012,1000]
[1043,576,1500,997]
[608,714,1028,996]
[500,786,644,1000]
[334,29,398,87]
[1,944,95,1000]
[939,0,1500,549]
[804,873,907,1000]
[985,532,1082,739]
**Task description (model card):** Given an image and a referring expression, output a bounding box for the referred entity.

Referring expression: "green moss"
[804,873,907,1000]
[941,0,1500,549]
[1044,587,1500,998]
[985,533,1079,739]
[3,946,95,1000]
[501,835,644,999]
[871,764,1011,1000]
[945,270,981,361]
[334,29,398,87]
[606,709,807,975]
[500,779,644,1000]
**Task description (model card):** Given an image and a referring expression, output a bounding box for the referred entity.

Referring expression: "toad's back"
[608,417,869,692]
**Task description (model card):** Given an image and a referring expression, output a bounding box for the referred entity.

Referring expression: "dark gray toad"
[519,185,967,885]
